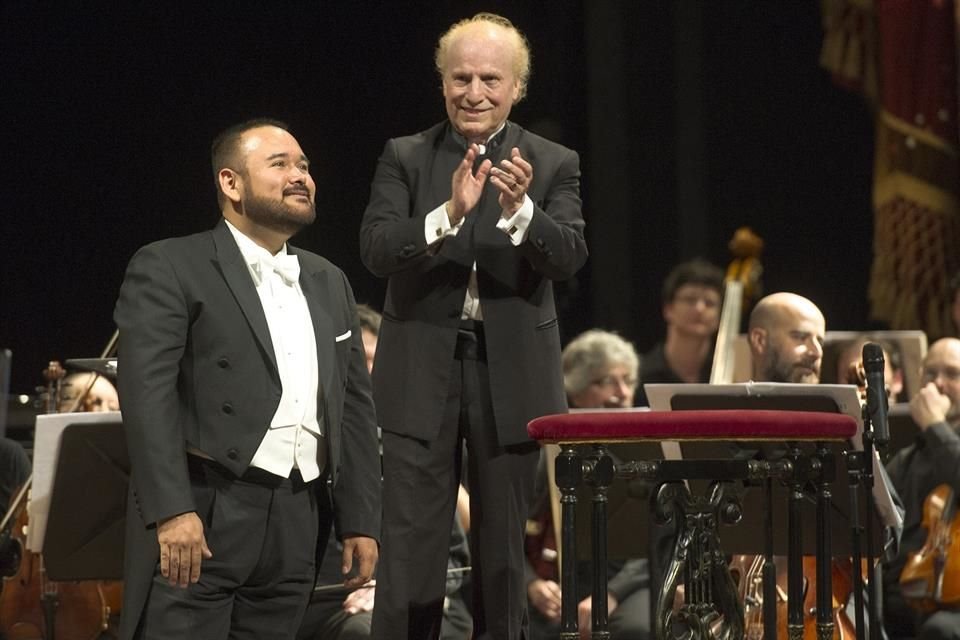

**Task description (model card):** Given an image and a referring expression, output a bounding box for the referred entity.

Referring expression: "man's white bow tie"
[251,253,300,286]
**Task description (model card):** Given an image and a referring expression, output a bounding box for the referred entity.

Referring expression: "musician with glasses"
[884,338,960,640]
[525,329,650,640]
[636,260,724,406]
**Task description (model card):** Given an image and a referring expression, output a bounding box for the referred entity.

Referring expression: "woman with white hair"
[526,330,650,640]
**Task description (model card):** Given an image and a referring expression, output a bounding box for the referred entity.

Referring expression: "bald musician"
[884,338,960,640]
[748,292,826,385]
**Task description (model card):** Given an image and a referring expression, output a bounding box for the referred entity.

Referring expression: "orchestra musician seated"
[525,329,651,640]
[57,372,120,413]
[747,292,826,385]
[884,337,960,640]
[636,260,724,406]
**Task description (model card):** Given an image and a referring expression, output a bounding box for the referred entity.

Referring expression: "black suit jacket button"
[222,402,234,415]
[401,243,416,256]
[227,448,239,460]
[535,238,547,249]
[217,357,230,369]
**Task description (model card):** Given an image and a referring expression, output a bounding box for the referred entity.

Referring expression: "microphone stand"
[859,345,889,640]
[860,412,881,640]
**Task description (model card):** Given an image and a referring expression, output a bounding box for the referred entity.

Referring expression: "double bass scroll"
[710,226,763,385]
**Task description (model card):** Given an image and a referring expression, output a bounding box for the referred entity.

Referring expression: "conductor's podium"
[527,409,858,640]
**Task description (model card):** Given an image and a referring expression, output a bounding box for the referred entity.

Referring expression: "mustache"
[284,187,311,197]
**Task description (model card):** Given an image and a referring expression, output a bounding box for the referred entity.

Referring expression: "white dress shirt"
[422,126,535,320]
[225,221,324,481]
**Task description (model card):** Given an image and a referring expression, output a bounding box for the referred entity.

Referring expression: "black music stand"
[656,387,898,547]
[646,382,898,640]
[64,357,118,381]
[678,440,887,555]
[42,420,128,581]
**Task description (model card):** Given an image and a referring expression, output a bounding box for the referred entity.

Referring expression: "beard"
[243,191,316,236]
[762,349,821,384]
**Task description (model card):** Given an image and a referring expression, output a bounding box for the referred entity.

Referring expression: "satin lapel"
[293,250,335,395]
[475,123,522,242]
[433,127,477,263]
[211,221,279,376]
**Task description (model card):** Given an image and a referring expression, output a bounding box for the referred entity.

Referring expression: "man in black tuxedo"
[360,13,587,640]
[115,119,381,639]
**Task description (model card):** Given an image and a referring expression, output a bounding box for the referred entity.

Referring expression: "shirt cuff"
[496,195,534,246]
[425,203,463,246]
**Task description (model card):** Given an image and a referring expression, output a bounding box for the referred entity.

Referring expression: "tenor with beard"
[114,119,381,639]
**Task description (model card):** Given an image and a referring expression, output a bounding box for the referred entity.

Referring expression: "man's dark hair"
[210,118,290,206]
[662,259,725,304]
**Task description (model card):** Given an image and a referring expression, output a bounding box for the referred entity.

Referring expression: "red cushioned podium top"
[527,409,858,444]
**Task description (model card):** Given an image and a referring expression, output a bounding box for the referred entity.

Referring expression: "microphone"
[862,342,890,447]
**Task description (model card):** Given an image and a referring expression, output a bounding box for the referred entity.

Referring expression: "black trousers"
[371,350,539,640]
[136,458,319,639]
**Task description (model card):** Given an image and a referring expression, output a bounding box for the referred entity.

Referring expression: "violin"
[730,554,857,639]
[730,553,780,640]
[0,359,123,639]
[900,484,960,612]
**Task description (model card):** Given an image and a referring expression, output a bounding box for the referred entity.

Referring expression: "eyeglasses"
[590,374,638,390]
[674,294,720,309]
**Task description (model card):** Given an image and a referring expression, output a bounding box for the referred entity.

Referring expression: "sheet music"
[27,410,122,552]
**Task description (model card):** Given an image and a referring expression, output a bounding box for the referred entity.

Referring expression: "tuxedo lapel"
[431,126,477,265]
[211,221,279,377]
[293,251,335,397]
[474,123,520,245]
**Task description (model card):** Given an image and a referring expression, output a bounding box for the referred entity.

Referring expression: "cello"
[0,358,123,639]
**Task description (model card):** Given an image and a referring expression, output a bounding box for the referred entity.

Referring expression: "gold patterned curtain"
[821,0,960,338]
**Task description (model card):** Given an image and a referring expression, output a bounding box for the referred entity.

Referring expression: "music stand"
[64,357,117,381]
[646,382,899,640]
[40,420,128,580]
[646,383,901,532]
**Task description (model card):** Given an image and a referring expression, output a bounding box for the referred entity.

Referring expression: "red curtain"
[822,0,960,337]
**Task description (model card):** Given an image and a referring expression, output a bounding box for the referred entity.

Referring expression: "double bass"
[0,359,123,639]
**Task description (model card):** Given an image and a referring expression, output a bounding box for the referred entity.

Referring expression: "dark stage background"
[0,1,875,395]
